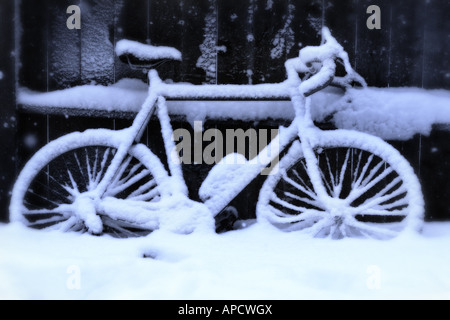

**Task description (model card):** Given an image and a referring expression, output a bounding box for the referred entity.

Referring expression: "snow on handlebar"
[288,27,366,97]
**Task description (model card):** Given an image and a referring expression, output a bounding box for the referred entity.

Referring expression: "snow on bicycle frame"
[110,28,359,206]
[10,27,424,239]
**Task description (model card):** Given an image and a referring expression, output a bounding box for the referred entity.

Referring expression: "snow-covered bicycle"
[10,28,424,239]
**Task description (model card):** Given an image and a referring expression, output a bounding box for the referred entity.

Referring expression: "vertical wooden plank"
[148,0,184,48]
[118,0,148,42]
[393,128,450,223]
[245,0,256,84]
[147,0,184,82]
[179,0,210,84]
[388,0,425,88]
[16,114,47,167]
[112,0,123,83]
[355,0,391,87]
[0,0,16,221]
[16,0,52,177]
[422,0,450,90]
[419,130,450,221]
[18,0,49,91]
[253,0,292,84]
[417,0,450,221]
[291,0,322,48]
[217,0,252,84]
[79,0,116,86]
[115,0,148,83]
[47,0,81,90]
[253,0,323,84]
[325,0,358,67]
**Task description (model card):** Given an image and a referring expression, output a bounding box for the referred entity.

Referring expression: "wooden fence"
[0,0,449,223]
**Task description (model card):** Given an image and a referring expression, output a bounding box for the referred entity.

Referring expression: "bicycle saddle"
[115,39,182,67]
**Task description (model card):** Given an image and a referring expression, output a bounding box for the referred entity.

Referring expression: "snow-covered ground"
[1,221,449,300]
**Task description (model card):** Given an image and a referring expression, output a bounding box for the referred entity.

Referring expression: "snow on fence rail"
[17,78,450,141]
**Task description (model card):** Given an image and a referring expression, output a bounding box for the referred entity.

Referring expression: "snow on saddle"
[115,39,182,66]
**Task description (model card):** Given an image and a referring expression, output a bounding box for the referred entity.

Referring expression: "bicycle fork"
[291,94,330,205]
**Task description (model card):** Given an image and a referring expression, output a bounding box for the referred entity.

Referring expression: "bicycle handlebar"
[285,27,366,97]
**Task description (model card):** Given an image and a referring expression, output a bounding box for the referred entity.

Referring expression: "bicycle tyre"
[256,130,424,239]
[10,129,171,237]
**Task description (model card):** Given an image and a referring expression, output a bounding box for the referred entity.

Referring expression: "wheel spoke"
[351,149,363,187]
[339,223,348,238]
[271,193,323,214]
[352,186,407,215]
[91,147,99,184]
[109,155,134,189]
[352,154,374,189]
[305,218,333,237]
[319,168,334,196]
[23,203,73,215]
[102,218,141,237]
[59,216,79,232]
[346,166,395,204]
[360,179,405,211]
[118,163,144,187]
[33,177,73,202]
[102,216,152,237]
[282,172,318,201]
[94,147,112,185]
[42,216,78,232]
[267,204,325,224]
[372,197,409,211]
[345,216,400,238]
[267,204,296,218]
[85,148,94,188]
[69,220,85,232]
[128,180,158,201]
[64,167,79,194]
[73,151,88,189]
[324,153,336,191]
[334,148,350,197]
[41,170,75,196]
[26,189,62,208]
[27,215,67,228]
[360,160,387,189]
[359,208,407,217]
[284,191,323,209]
[292,168,315,195]
[105,169,151,197]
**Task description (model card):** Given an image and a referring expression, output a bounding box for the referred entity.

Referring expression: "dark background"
[1,0,449,224]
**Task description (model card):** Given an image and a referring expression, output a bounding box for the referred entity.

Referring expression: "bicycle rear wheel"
[257,130,424,239]
[10,129,170,237]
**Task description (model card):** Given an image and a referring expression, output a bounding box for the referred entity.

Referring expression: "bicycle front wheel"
[257,130,424,239]
[10,129,171,237]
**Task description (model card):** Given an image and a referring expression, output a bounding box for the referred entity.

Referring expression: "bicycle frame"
[92,56,332,217]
